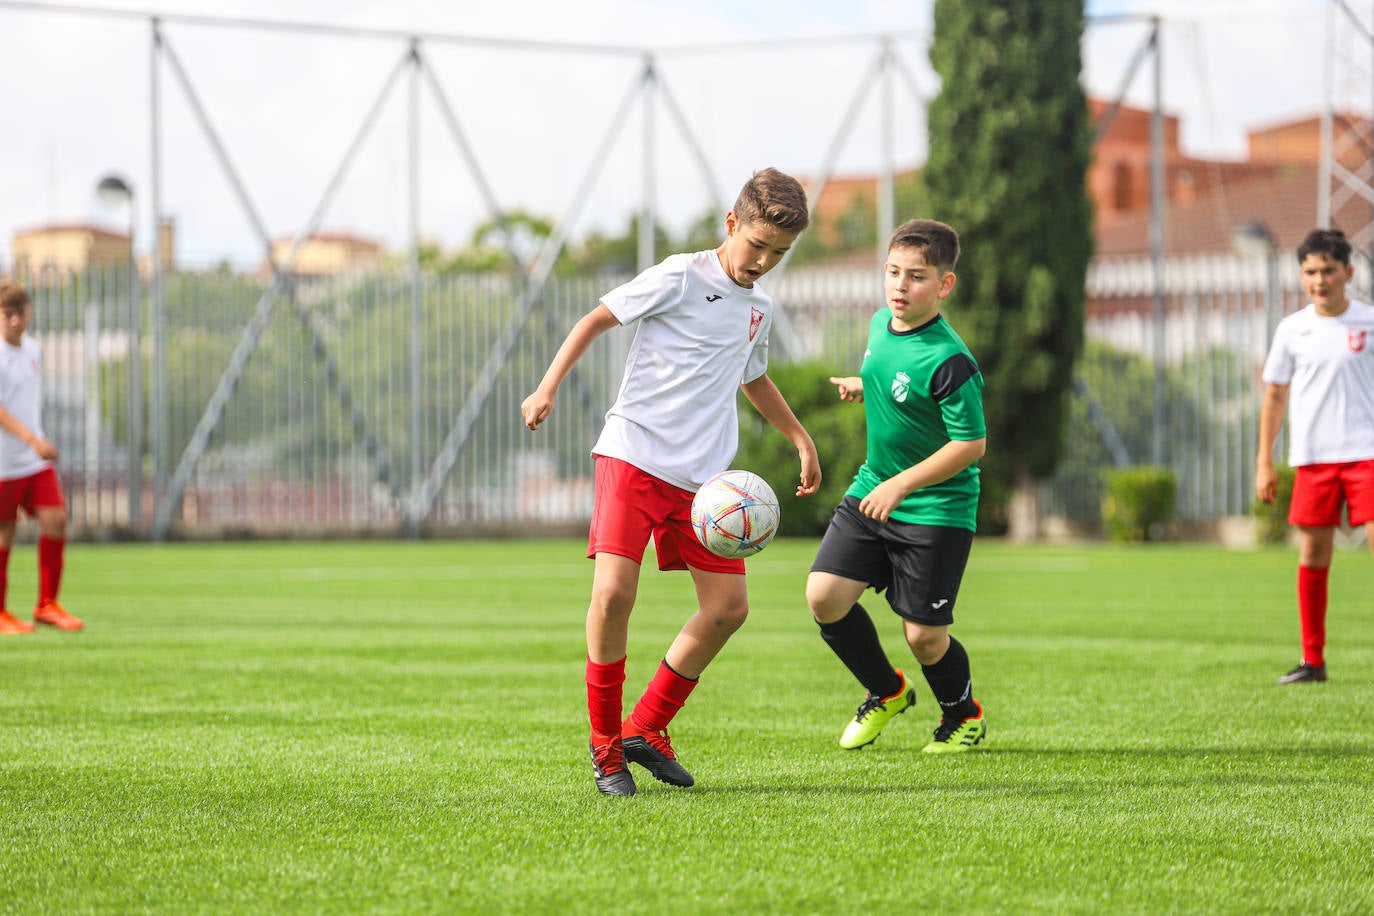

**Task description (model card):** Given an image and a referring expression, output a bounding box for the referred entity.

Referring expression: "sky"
[0,0,1354,268]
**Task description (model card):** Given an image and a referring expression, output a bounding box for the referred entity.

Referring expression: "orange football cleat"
[0,610,35,635]
[33,601,84,632]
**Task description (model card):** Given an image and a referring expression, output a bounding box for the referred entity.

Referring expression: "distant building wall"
[11,220,177,277]
[267,233,385,277]
[12,225,129,276]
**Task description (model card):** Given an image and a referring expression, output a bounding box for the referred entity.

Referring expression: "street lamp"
[96,174,133,208]
[95,173,142,529]
[96,175,137,270]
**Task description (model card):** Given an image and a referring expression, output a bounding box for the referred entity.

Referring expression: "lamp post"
[1234,219,1281,513]
[1233,220,1280,346]
[96,174,142,529]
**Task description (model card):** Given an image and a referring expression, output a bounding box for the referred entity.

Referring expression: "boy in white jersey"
[1257,228,1374,684]
[522,168,822,796]
[0,283,83,635]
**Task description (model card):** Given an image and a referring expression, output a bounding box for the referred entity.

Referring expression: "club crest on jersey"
[1351,329,1368,352]
[891,371,911,404]
[749,306,764,341]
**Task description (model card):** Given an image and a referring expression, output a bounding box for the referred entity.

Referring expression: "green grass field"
[2,538,1372,914]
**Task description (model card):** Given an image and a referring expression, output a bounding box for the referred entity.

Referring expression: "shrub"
[1252,465,1296,546]
[1103,466,1177,542]
[733,362,869,538]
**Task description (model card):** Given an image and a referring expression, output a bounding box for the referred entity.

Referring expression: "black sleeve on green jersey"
[930,353,980,401]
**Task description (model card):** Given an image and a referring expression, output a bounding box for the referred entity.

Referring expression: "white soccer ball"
[690,469,781,558]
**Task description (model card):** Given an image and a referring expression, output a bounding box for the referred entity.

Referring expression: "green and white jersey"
[846,311,985,529]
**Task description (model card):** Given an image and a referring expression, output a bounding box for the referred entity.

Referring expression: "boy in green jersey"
[806,219,988,753]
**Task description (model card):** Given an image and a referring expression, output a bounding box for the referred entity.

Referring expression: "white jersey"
[1262,299,1374,466]
[592,248,773,491]
[0,334,50,480]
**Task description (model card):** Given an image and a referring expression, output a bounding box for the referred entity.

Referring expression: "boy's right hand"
[521,391,554,430]
[1254,464,1277,504]
[829,376,863,402]
[30,435,59,462]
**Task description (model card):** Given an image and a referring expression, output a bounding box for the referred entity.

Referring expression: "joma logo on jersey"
[891,371,911,403]
[1351,329,1368,352]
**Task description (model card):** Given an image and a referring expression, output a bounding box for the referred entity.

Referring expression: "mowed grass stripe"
[1,538,1371,913]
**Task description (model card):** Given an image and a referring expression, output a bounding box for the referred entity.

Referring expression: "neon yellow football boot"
[922,699,987,754]
[839,669,916,749]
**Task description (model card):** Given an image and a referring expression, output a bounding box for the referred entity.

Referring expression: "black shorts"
[810,496,974,626]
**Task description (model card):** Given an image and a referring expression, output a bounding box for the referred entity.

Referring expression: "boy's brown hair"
[1297,227,1352,266]
[889,219,960,273]
[0,282,31,314]
[732,167,811,232]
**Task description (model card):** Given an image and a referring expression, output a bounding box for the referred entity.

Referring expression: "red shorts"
[0,466,66,522]
[588,456,744,574]
[1289,459,1374,527]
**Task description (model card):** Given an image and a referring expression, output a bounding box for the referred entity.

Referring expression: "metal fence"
[18,253,1317,540]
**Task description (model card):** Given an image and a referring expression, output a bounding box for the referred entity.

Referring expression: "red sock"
[38,536,64,606]
[586,656,627,738]
[1298,565,1328,667]
[628,660,699,734]
[0,547,9,609]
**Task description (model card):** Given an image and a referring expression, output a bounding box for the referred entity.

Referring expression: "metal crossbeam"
[152,37,413,538]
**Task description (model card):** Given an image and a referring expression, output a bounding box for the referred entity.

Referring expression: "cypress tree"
[923,0,1094,536]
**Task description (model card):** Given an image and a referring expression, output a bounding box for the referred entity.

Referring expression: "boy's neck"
[1315,296,1350,318]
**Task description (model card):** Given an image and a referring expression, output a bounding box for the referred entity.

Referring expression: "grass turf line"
[0,539,1371,913]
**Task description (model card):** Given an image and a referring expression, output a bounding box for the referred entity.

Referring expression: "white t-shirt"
[0,334,50,480]
[1262,299,1374,466]
[592,248,773,492]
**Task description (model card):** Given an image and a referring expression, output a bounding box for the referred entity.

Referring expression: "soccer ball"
[690,470,781,558]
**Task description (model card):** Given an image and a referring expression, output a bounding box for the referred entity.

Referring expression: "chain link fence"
[17,253,1308,540]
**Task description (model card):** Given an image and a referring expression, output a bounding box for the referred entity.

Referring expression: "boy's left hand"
[858,478,906,522]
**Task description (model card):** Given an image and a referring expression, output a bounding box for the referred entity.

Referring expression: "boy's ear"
[938,270,957,298]
[724,210,739,236]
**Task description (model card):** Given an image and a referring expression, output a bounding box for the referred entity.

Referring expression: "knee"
[588,583,636,621]
[1297,528,1335,567]
[31,507,65,538]
[709,597,749,633]
[805,580,844,623]
[906,628,949,665]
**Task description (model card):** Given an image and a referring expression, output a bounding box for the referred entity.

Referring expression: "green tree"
[893,169,923,225]
[571,214,672,275]
[680,209,724,253]
[733,362,869,537]
[924,0,1094,538]
[836,193,877,252]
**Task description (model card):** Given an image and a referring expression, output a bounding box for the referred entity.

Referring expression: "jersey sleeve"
[601,254,688,325]
[1261,320,1295,385]
[0,354,13,406]
[933,353,986,441]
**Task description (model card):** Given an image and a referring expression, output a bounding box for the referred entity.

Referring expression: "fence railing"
[15,253,1307,539]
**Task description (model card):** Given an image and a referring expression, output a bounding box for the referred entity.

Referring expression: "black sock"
[920,636,977,721]
[818,604,902,698]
